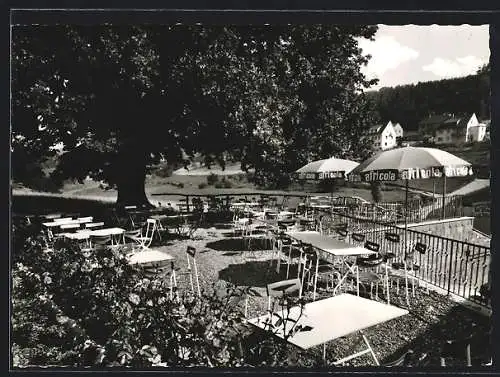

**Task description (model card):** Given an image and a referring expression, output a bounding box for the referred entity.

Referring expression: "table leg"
[386,264,390,305]
[361,331,379,366]
[313,257,319,300]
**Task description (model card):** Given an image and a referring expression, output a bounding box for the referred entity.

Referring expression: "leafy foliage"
[11,220,307,368]
[12,25,379,199]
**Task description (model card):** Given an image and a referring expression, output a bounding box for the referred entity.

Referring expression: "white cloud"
[422,55,486,78]
[358,36,420,78]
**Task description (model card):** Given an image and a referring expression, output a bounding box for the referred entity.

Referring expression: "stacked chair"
[298,244,340,297]
[390,239,428,307]
[355,240,389,303]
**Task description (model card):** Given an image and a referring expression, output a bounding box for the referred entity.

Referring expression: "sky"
[358,25,490,91]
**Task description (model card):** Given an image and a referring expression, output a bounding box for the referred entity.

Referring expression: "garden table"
[89,227,125,246]
[62,227,125,247]
[41,213,63,220]
[286,231,376,300]
[128,249,174,267]
[42,219,79,228]
[84,222,105,229]
[248,293,408,365]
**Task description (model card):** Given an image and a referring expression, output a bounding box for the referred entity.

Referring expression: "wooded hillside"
[366,64,490,131]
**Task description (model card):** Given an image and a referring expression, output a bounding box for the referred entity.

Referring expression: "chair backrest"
[143,218,157,239]
[267,278,302,312]
[414,242,427,254]
[364,240,380,253]
[185,246,197,269]
[267,278,302,299]
[384,232,401,243]
[186,245,196,258]
[351,233,366,243]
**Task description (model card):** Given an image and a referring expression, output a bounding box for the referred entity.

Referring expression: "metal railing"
[151,192,465,223]
[340,195,465,223]
[327,212,490,308]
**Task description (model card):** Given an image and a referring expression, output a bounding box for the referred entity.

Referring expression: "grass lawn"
[13,173,413,207]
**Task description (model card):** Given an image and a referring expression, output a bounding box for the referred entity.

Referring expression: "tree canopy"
[12,25,379,204]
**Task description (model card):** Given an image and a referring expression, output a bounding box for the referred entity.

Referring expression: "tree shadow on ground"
[219,260,287,287]
[206,238,247,252]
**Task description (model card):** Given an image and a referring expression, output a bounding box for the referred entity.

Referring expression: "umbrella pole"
[442,175,447,220]
[404,178,408,248]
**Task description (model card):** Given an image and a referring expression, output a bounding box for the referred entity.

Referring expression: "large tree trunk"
[115,147,154,208]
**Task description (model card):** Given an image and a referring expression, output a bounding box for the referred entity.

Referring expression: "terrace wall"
[402,217,475,242]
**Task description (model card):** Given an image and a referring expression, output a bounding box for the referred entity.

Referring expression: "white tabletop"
[231,202,260,207]
[128,249,175,265]
[89,227,125,236]
[85,222,105,228]
[63,227,125,239]
[286,231,374,257]
[63,231,92,240]
[42,219,80,227]
[248,293,408,350]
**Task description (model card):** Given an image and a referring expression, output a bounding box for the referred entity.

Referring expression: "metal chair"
[381,349,429,367]
[334,223,349,242]
[391,241,427,306]
[350,232,366,247]
[355,241,389,302]
[126,219,156,249]
[141,261,178,300]
[298,244,339,297]
[381,349,414,367]
[90,234,113,250]
[177,246,201,297]
[439,323,476,367]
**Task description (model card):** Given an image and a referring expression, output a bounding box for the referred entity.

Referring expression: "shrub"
[154,165,174,178]
[214,182,224,189]
[198,183,207,189]
[11,220,318,368]
[207,174,219,185]
[370,182,383,203]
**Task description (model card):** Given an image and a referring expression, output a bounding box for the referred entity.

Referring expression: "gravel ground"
[144,225,492,367]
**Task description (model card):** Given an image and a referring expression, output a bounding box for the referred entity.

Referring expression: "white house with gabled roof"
[365,121,404,151]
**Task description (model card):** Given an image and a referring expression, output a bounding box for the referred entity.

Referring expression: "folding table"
[42,219,79,228]
[84,222,105,229]
[64,227,125,246]
[286,231,376,300]
[41,213,63,220]
[89,227,125,246]
[248,293,408,366]
[128,249,174,266]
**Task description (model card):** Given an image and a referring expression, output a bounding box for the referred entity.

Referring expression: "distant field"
[14,171,410,207]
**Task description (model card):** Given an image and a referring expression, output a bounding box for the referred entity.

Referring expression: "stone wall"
[400,217,476,242]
